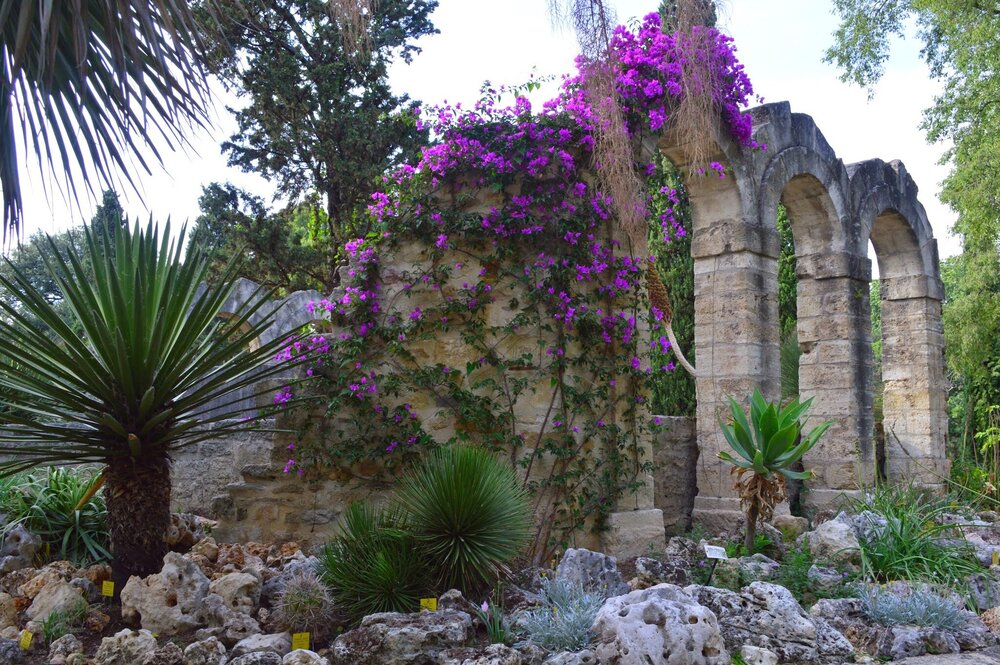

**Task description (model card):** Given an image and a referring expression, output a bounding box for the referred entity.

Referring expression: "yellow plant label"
[419,597,438,612]
[18,630,31,650]
[993,551,999,566]
[291,632,310,650]
[102,580,115,597]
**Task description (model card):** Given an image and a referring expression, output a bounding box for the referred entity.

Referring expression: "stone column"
[879,275,949,488]
[795,251,876,507]
[690,216,781,533]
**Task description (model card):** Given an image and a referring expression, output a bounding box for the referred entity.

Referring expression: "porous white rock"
[120,552,210,635]
[591,584,729,665]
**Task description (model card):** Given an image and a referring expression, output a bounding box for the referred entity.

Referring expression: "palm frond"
[0,1,233,236]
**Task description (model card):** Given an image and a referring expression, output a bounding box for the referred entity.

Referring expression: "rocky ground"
[2,509,1000,664]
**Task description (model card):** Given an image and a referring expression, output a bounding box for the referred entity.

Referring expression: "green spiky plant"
[719,388,832,552]
[396,445,532,593]
[0,221,305,588]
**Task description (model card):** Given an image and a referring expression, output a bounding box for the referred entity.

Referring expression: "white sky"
[15,0,961,259]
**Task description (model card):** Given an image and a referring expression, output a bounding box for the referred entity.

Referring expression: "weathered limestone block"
[591,584,729,665]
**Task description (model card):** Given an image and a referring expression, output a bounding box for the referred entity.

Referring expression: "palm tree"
[0,221,305,586]
[0,1,223,237]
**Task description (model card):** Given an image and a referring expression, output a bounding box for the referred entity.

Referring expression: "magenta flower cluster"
[279,14,758,477]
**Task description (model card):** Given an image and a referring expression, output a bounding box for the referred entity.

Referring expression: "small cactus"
[274,568,335,634]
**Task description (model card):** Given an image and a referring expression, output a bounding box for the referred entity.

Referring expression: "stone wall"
[170,429,272,517]
[193,100,948,547]
[652,416,698,535]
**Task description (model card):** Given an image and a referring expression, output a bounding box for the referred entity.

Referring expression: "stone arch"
[656,119,776,529]
[849,159,948,490]
[751,105,876,509]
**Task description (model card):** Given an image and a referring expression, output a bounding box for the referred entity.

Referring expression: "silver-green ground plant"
[517,576,604,652]
[856,582,968,631]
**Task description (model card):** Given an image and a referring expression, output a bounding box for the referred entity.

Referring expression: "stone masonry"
[200,101,947,547]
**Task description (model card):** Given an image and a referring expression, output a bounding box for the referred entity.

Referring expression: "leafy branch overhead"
[0,1,228,237]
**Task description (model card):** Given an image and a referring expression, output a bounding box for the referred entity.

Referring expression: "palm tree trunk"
[105,455,172,590]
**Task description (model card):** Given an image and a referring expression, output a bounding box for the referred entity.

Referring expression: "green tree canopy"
[189,182,333,293]
[209,0,437,249]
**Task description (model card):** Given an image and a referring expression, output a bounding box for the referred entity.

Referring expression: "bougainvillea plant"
[276,13,758,562]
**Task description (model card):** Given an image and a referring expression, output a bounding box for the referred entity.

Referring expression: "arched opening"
[868,209,948,487]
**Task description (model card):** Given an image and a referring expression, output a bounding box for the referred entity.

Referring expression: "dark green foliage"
[209,0,436,247]
[396,446,532,592]
[849,484,981,587]
[648,159,695,416]
[0,467,109,566]
[188,183,335,293]
[317,502,426,624]
[779,332,801,404]
[776,204,797,342]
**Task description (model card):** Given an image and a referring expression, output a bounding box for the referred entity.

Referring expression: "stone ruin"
[196,101,946,553]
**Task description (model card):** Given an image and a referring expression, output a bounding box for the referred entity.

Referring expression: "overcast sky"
[15,0,960,259]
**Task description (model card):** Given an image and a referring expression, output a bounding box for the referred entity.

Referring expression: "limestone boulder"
[120,552,210,635]
[0,593,18,630]
[458,644,522,665]
[633,556,689,588]
[196,592,263,645]
[141,642,184,665]
[331,610,473,665]
[540,651,596,665]
[738,645,778,665]
[689,582,853,664]
[228,654,282,665]
[48,634,84,665]
[0,524,41,573]
[555,548,629,598]
[24,580,84,622]
[591,584,729,665]
[93,629,158,665]
[182,636,228,665]
[807,513,860,565]
[210,572,261,616]
[230,632,292,660]
[282,650,328,665]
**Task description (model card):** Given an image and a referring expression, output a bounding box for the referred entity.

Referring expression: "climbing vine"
[278,13,758,561]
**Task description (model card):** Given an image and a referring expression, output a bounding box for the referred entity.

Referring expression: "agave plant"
[0,221,304,587]
[719,388,832,552]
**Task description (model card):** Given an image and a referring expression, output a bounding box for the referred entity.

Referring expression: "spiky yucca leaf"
[395,445,531,593]
[0,220,306,474]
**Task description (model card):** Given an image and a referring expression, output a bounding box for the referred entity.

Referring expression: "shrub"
[718,389,831,552]
[849,484,980,587]
[396,446,531,592]
[856,583,968,630]
[517,576,604,652]
[317,502,426,624]
[274,568,334,635]
[0,467,109,566]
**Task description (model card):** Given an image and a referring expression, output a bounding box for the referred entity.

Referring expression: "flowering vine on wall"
[276,13,757,561]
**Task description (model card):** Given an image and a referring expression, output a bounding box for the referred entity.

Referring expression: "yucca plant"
[0,221,305,587]
[719,388,832,552]
[318,501,426,624]
[395,445,531,593]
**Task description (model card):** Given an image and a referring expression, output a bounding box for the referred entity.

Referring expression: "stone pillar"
[879,275,949,488]
[795,251,876,507]
[690,217,781,533]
